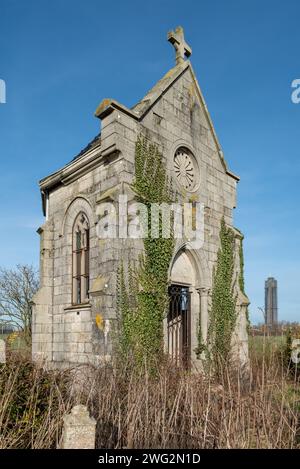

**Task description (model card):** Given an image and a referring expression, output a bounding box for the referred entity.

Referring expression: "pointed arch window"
[72,212,90,304]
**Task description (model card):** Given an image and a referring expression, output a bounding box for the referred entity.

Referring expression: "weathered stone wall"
[138,66,237,275]
[32,111,143,365]
[32,61,246,367]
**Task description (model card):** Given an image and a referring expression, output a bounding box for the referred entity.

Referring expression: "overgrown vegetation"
[116,136,174,366]
[0,344,299,448]
[0,359,72,448]
[0,131,297,450]
[205,219,237,366]
[283,328,300,378]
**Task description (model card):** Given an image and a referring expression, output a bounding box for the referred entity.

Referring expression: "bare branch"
[0,264,39,344]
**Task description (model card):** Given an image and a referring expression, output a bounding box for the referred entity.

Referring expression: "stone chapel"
[32,27,249,368]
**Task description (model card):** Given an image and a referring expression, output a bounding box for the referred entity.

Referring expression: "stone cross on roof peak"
[168,26,192,65]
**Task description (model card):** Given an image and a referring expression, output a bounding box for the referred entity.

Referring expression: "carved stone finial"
[167,26,192,65]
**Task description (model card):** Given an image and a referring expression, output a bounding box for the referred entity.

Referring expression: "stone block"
[71,322,83,333]
[79,309,91,322]
[53,342,64,352]
[84,343,93,354]
[77,343,85,353]
[53,332,64,343]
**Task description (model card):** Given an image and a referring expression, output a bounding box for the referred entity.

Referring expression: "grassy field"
[0,333,9,341]
[249,334,286,354]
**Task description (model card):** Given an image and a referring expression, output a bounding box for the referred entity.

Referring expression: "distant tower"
[265,277,278,326]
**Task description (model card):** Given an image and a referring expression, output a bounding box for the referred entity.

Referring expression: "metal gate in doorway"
[167,284,191,368]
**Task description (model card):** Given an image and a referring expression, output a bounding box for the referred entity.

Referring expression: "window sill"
[64,303,91,312]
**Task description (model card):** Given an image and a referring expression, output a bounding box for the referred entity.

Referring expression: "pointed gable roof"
[131,61,189,117]
[95,61,239,181]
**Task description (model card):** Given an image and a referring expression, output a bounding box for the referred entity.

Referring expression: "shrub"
[0,359,72,448]
[0,351,299,449]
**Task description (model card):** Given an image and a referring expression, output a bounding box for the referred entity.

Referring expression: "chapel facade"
[32,27,249,368]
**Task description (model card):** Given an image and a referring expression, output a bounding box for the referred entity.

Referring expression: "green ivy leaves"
[117,136,174,368]
[207,218,237,368]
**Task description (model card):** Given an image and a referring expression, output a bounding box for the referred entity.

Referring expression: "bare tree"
[0,264,39,345]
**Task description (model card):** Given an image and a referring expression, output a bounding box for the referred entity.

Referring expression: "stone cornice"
[95,98,140,121]
[39,143,120,215]
[40,146,104,191]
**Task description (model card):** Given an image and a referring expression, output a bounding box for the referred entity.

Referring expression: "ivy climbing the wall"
[117,135,174,367]
[207,218,237,367]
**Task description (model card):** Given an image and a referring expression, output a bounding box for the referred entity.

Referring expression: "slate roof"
[72,132,101,162]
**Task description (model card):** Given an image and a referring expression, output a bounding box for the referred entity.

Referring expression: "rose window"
[174,148,196,190]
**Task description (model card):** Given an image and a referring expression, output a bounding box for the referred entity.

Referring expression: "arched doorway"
[167,249,198,368]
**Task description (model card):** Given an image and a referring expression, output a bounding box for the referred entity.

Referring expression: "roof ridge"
[131,61,189,117]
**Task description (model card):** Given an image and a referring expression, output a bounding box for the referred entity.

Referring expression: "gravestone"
[60,405,96,449]
[0,339,6,363]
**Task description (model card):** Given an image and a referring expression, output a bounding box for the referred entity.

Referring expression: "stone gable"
[32,28,249,368]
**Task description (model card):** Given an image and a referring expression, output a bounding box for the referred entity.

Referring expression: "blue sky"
[0,0,299,324]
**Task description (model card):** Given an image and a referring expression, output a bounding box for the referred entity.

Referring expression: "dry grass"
[0,359,73,449]
[0,343,299,449]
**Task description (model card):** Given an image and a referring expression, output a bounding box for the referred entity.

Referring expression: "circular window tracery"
[173,147,197,191]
